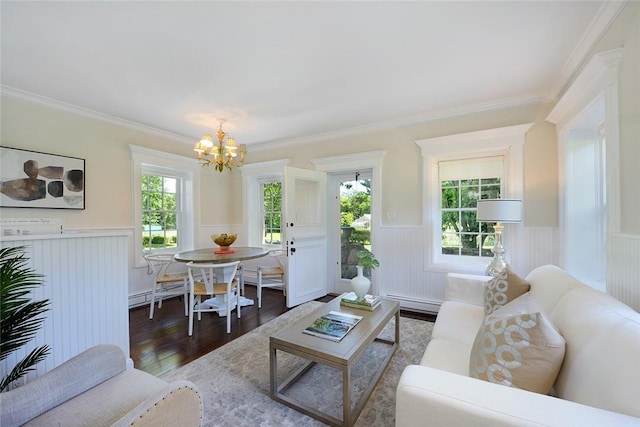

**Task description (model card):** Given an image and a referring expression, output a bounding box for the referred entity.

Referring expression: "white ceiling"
[1,1,615,148]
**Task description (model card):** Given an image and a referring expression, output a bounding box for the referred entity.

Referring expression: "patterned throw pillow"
[469,299,566,394]
[484,268,530,315]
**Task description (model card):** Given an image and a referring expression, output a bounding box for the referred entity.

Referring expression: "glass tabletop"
[173,246,270,263]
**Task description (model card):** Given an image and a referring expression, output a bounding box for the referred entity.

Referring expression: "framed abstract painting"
[0,146,85,209]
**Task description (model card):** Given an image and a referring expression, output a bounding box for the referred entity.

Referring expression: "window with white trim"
[416,124,530,273]
[241,159,290,248]
[130,145,198,267]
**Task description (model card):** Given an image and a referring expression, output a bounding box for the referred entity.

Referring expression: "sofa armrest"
[112,380,202,427]
[444,273,490,306]
[0,344,126,427]
[396,365,640,427]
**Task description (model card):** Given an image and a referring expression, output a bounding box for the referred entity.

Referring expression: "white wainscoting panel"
[608,233,640,312]
[377,226,446,313]
[510,227,559,277]
[0,232,129,386]
[376,226,560,313]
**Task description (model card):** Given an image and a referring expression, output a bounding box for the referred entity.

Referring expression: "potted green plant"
[352,250,380,298]
[356,250,380,270]
[0,246,50,391]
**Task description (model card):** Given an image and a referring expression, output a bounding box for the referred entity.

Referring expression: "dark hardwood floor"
[129,285,436,377]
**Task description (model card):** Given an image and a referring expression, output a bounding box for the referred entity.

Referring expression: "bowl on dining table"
[210,233,237,251]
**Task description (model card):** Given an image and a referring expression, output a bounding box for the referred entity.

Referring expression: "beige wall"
[247,101,559,228]
[0,97,237,227]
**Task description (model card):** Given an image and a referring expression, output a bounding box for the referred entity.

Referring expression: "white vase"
[351,265,371,299]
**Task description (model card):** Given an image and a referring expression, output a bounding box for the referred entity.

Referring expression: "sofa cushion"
[25,368,168,426]
[431,300,485,344]
[484,268,530,315]
[421,339,475,376]
[469,307,565,394]
[487,291,546,318]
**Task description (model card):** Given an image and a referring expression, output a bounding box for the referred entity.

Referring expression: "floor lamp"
[477,199,522,276]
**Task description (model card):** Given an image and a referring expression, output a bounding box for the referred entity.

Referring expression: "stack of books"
[340,292,381,311]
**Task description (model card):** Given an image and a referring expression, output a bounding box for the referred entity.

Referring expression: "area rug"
[161,301,433,426]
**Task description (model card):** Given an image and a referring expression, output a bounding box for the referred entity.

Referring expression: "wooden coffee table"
[269,295,400,427]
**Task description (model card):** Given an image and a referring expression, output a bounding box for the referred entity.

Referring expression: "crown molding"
[252,94,544,151]
[546,48,622,126]
[549,0,627,100]
[1,85,195,145]
[3,84,544,152]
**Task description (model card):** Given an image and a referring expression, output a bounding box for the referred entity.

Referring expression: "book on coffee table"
[340,292,381,311]
[302,310,363,342]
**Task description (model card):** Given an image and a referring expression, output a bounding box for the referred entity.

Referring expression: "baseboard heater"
[384,294,442,314]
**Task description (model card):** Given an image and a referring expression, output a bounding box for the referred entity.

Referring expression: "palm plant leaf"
[0,345,50,392]
[1,300,49,360]
[0,246,50,389]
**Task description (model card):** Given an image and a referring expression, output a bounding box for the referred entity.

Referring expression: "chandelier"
[193,119,247,172]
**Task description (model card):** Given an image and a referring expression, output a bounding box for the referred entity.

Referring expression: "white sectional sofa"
[396,264,640,426]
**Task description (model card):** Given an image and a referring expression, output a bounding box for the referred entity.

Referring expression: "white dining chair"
[257,250,287,308]
[186,261,241,335]
[144,253,189,319]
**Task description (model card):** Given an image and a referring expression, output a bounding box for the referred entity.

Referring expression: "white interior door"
[283,166,327,307]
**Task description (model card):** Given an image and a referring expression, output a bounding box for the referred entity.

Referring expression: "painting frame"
[0,146,85,210]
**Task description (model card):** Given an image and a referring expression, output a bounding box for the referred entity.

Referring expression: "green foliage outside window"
[341,181,370,226]
[142,174,179,251]
[263,182,282,245]
[341,179,371,246]
[441,178,500,257]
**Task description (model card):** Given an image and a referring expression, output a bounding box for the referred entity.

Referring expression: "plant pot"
[351,265,371,298]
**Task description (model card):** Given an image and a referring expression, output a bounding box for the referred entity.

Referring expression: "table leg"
[395,307,400,344]
[269,343,277,398]
[343,364,352,426]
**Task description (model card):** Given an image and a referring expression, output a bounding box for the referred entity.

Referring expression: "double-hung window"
[416,124,529,273]
[240,159,289,247]
[130,145,198,267]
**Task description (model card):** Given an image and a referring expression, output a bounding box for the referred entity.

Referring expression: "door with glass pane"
[328,171,373,294]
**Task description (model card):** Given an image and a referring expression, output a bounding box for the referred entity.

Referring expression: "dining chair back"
[186,261,241,335]
[257,250,287,308]
[144,253,189,319]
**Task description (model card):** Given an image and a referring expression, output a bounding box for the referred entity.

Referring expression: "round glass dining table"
[174,246,269,263]
[173,246,270,315]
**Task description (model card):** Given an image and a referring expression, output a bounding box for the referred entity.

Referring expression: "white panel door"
[284,166,327,307]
